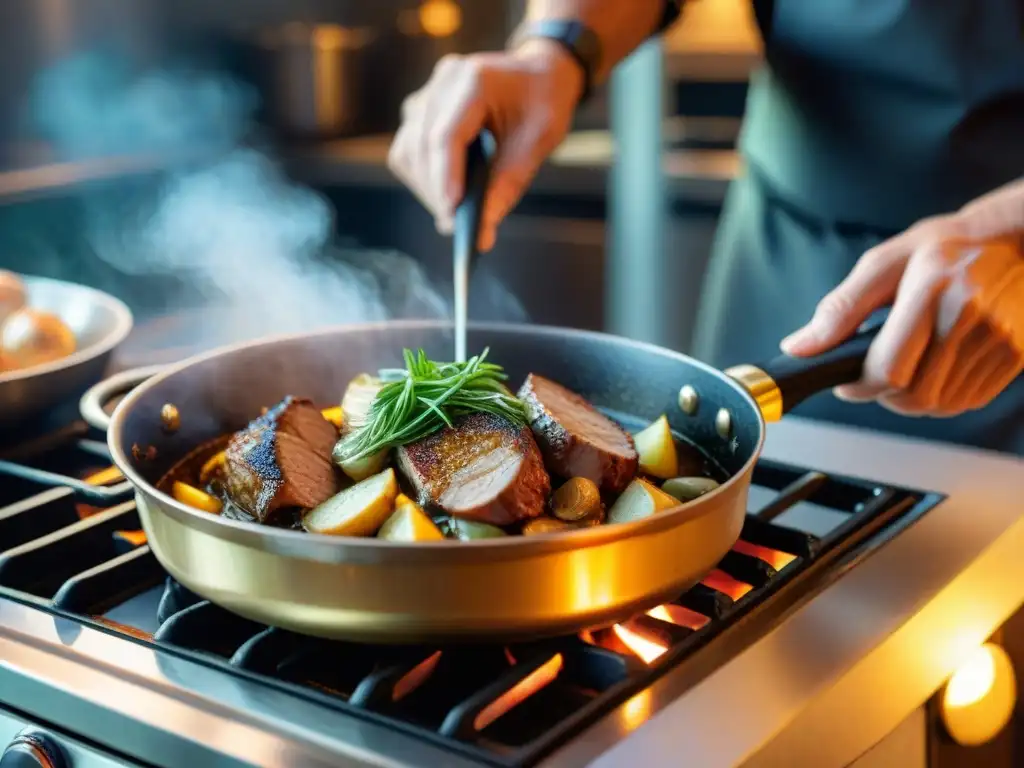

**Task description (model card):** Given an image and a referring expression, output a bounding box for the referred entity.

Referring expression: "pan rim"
[108,320,765,561]
[0,275,134,384]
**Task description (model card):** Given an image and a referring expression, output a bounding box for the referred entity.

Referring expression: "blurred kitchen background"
[0,0,760,369]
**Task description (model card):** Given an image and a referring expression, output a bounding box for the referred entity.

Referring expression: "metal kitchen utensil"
[14,319,877,644]
[0,276,133,427]
[452,130,495,362]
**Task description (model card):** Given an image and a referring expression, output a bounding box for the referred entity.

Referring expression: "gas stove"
[0,414,1021,768]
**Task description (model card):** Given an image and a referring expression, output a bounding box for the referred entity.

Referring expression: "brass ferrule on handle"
[725,364,784,423]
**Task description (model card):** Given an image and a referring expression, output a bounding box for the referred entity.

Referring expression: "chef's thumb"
[780,240,909,356]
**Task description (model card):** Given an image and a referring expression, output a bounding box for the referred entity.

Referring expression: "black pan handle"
[726,316,884,422]
[79,364,166,432]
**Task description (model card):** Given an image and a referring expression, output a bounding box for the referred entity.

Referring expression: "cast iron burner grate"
[0,420,944,767]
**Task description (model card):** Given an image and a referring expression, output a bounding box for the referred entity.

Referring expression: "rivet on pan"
[677,385,700,416]
[715,408,732,439]
[160,403,181,434]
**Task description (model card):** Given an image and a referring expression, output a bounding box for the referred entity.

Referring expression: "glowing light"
[419,0,462,38]
[732,540,797,570]
[392,651,442,701]
[621,690,653,730]
[113,530,148,547]
[941,643,1017,747]
[647,604,710,630]
[473,654,563,731]
[946,645,997,708]
[702,569,753,600]
[85,465,124,485]
[612,623,668,664]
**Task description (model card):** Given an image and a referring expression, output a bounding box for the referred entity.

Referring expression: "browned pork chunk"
[223,396,342,522]
[517,374,638,493]
[396,412,550,526]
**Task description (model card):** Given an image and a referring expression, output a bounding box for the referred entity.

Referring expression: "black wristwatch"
[508,3,684,102]
[508,19,602,101]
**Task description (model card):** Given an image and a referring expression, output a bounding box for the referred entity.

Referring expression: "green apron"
[692,0,1024,455]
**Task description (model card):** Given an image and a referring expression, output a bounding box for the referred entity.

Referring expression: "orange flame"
[392,651,442,702]
[612,623,668,665]
[77,465,127,519]
[647,604,709,630]
[113,530,149,548]
[732,540,797,570]
[84,466,124,485]
[473,654,564,732]
[702,569,753,601]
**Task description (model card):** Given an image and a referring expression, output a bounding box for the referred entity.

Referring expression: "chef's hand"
[387,40,583,252]
[780,180,1024,417]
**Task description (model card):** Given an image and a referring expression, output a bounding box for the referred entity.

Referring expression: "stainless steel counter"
[2,416,1021,767]
[0,129,740,208]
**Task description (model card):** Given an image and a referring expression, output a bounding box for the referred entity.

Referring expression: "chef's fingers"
[389,96,438,216]
[425,62,490,234]
[780,237,909,357]
[387,56,477,226]
[478,113,560,252]
[834,244,942,401]
[955,342,1024,413]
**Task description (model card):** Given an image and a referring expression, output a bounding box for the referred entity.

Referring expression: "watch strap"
[508,19,602,101]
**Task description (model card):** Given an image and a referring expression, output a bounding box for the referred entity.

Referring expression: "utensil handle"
[79,365,165,432]
[727,314,885,422]
[453,130,496,270]
[452,130,496,363]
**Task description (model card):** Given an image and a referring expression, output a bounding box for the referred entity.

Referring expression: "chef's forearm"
[523,0,669,83]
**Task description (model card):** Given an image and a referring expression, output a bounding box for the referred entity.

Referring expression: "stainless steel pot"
[255,22,373,141]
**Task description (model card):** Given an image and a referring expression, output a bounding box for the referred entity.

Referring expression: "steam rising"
[29,53,525,359]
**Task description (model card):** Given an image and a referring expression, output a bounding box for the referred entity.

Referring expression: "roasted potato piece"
[302,468,398,536]
[0,270,26,326]
[550,477,602,522]
[378,494,444,541]
[633,414,678,479]
[443,517,508,540]
[199,451,226,485]
[662,476,721,502]
[172,481,223,514]
[607,477,679,525]
[340,373,384,433]
[320,405,345,428]
[1,308,76,370]
[522,517,574,535]
[339,448,389,483]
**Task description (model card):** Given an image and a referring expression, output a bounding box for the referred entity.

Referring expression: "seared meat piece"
[517,374,638,493]
[397,412,550,526]
[223,396,342,522]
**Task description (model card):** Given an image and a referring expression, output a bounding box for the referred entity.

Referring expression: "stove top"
[0,419,944,768]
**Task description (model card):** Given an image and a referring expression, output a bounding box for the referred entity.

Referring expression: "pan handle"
[80,365,166,432]
[725,321,882,422]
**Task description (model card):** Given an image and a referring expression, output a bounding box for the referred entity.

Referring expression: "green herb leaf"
[333,347,527,463]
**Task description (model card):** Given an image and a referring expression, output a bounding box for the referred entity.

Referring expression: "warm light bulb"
[940,642,1016,747]
[419,0,461,38]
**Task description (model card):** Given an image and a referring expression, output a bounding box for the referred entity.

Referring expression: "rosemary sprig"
[333,347,527,462]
